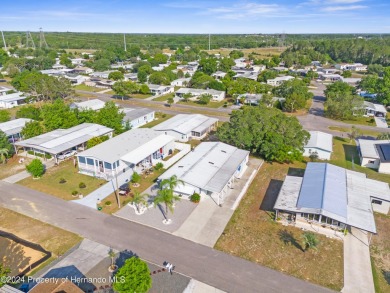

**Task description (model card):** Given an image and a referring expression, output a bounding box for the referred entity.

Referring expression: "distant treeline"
[2,31,389,51]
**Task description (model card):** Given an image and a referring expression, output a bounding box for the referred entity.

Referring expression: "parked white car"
[58,150,77,160]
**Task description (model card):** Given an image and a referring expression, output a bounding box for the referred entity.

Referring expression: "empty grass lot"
[371,213,390,293]
[74,84,102,92]
[0,207,81,262]
[328,126,382,138]
[153,92,174,102]
[18,160,106,200]
[177,100,227,109]
[205,47,286,58]
[215,161,344,291]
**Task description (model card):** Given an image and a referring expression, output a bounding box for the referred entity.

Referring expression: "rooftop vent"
[209,162,214,165]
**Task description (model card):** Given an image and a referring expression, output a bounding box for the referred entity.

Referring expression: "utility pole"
[208,33,211,51]
[26,31,36,49]
[1,31,6,50]
[39,27,48,49]
[124,34,127,51]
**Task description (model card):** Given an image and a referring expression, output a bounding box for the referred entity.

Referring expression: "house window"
[78,157,86,164]
[368,160,376,164]
[372,199,382,205]
[86,158,94,166]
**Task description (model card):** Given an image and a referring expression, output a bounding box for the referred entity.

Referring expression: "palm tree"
[108,248,116,270]
[130,191,148,214]
[0,148,9,164]
[153,188,181,221]
[302,232,319,251]
[161,175,184,191]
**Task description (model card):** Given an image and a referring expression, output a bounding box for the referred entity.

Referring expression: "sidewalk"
[173,158,263,247]
[342,227,374,293]
[73,171,132,208]
[184,279,226,293]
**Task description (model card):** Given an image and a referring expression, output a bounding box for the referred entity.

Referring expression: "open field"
[215,161,344,290]
[0,156,33,180]
[18,160,106,200]
[371,213,390,293]
[0,207,81,259]
[205,47,286,58]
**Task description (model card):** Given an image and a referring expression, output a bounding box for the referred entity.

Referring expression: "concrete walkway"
[173,158,263,247]
[73,170,132,208]
[97,88,112,94]
[342,227,374,293]
[184,279,226,293]
[375,116,389,128]
[37,238,111,278]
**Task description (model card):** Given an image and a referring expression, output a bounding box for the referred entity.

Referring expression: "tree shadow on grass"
[342,144,360,165]
[287,167,305,177]
[260,179,283,212]
[278,229,304,252]
[382,270,390,285]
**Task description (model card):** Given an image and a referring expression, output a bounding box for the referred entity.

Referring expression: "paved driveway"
[374,116,389,128]
[342,227,374,293]
[0,181,334,293]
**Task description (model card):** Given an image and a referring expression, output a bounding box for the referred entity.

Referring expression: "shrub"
[26,158,44,178]
[27,151,52,159]
[79,182,86,189]
[71,190,78,196]
[59,178,66,184]
[105,201,112,206]
[154,162,164,171]
[190,193,201,203]
[131,172,141,184]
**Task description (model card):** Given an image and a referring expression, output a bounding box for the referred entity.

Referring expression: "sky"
[0,0,389,34]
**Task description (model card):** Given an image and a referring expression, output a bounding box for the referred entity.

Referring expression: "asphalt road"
[0,181,334,293]
[77,89,390,135]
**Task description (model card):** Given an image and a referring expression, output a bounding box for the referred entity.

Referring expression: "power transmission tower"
[26,31,36,49]
[278,32,286,51]
[39,27,48,49]
[124,34,127,51]
[208,34,211,51]
[1,31,6,50]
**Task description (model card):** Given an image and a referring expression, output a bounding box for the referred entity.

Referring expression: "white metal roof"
[77,128,175,164]
[15,123,113,155]
[364,101,387,113]
[74,99,106,111]
[305,131,333,153]
[0,118,33,136]
[273,163,389,233]
[175,88,224,96]
[358,139,389,159]
[122,107,155,122]
[0,92,25,102]
[153,114,218,135]
[159,142,249,193]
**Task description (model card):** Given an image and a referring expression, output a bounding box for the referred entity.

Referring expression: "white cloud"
[321,5,367,11]
[202,2,281,19]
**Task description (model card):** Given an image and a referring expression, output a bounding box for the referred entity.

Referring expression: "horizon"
[1,0,390,34]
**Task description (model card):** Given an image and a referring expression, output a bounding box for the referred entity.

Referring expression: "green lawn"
[328,126,381,138]
[129,93,152,99]
[140,112,173,128]
[178,99,227,109]
[153,92,174,102]
[339,116,376,126]
[329,137,390,184]
[18,160,106,200]
[74,84,101,92]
